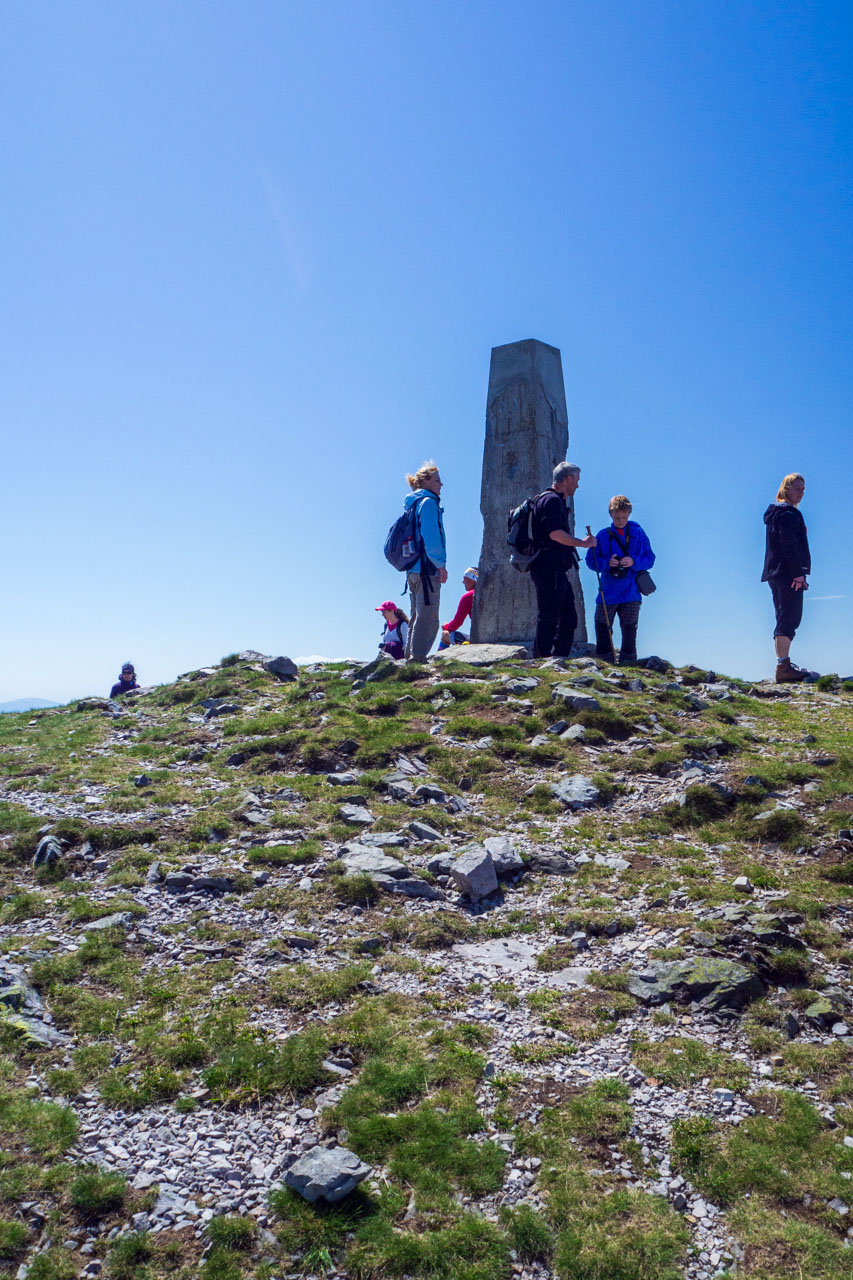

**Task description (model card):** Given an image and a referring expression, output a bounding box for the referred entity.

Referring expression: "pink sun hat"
[375,600,397,612]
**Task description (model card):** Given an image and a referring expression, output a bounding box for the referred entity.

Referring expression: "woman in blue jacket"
[585,495,655,665]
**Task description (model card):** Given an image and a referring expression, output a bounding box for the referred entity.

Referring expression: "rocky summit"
[1,650,853,1280]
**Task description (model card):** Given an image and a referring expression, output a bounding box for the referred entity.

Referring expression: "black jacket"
[762,502,810,582]
[533,489,579,570]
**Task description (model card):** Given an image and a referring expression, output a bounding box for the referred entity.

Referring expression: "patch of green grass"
[751,807,809,847]
[0,1089,78,1156]
[246,839,319,866]
[332,873,381,907]
[100,1063,183,1110]
[510,1041,573,1064]
[70,1165,128,1217]
[270,1187,376,1263]
[207,1214,256,1249]
[200,1246,246,1279]
[386,911,475,950]
[498,1203,553,1263]
[632,1036,749,1091]
[553,1189,687,1280]
[348,1212,511,1280]
[0,890,49,923]
[516,1086,687,1280]
[0,1218,29,1259]
[63,893,147,923]
[26,1248,78,1280]
[268,961,371,1011]
[105,1231,153,1279]
[671,1089,853,1212]
[764,947,814,986]
[665,783,733,827]
[202,1024,330,1105]
[563,1078,634,1142]
[728,1199,852,1280]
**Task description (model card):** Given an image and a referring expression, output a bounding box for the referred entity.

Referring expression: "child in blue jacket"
[585,496,655,665]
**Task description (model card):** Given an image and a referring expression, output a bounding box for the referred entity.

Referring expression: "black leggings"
[530,562,578,658]
[769,578,803,640]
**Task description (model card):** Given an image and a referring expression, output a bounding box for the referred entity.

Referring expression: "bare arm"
[550,529,596,549]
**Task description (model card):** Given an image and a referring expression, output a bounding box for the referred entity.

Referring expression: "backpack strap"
[609,526,630,558]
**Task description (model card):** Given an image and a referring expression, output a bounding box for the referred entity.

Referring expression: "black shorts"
[769,578,804,640]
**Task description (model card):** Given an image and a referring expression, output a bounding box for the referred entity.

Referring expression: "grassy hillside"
[1,650,853,1280]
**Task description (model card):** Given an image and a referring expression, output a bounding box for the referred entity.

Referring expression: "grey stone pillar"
[470,339,587,649]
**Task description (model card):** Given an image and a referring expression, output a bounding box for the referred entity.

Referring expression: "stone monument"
[470,339,586,648]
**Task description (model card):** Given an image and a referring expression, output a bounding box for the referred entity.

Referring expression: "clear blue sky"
[2,1,851,702]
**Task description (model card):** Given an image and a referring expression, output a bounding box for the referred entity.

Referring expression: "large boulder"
[0,962,68,1048]
[350,654,401,692]
[628,957,764,1011]
[505,676,540,694]
[373,875,446,901]
[450,846,499,901]
[284,1145,372,1204]
[551,776,600,809]
[338,805,374,827]
[552,685,601,712]
[263,656,298,681]
[483,836,525,877]
[526,848,577,874]
[33,835,63,869]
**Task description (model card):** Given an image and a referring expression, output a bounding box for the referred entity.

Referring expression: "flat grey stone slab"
[547,966,592,989]
[551,775,600,809]
[85,911,135,932]
[452,937,539,973]
[342,847,410,880]
[284,1145,372,1203]
[434,644,528,666]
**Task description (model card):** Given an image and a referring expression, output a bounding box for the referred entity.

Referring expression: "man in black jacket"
[530,462,596,658]
[762,473,811,683]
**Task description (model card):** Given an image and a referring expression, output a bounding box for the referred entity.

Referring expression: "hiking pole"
[586,525,616,664]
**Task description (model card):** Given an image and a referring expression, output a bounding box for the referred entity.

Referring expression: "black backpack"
[507,492,547,573]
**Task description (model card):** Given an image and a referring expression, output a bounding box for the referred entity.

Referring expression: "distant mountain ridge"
[0,697,60,714]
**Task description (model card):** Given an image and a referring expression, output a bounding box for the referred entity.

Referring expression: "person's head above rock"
[109,663,139,698]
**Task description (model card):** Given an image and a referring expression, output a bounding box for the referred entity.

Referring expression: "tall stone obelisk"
[470,339,586,648]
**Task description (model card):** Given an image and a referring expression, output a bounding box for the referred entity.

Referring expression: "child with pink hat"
[376,601,410,660]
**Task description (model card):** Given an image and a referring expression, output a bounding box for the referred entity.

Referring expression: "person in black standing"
[762,472,812,683]
[530,462,596,658]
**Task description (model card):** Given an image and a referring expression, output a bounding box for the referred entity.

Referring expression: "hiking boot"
[775,658,808,683]
[594,622,616,663]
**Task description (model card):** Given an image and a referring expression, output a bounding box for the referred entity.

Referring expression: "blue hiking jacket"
[585,520,655,605]
[404,489,446,574]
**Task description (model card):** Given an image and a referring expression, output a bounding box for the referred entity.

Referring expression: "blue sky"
[2,1,851,701]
